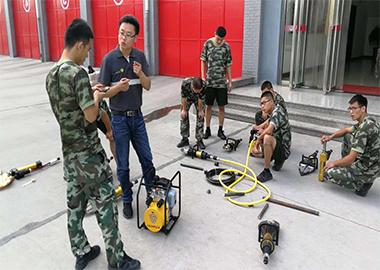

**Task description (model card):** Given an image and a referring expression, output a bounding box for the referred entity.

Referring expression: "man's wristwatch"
[104,86,111,92]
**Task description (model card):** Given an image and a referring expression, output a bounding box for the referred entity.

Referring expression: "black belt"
[111,109,140,117]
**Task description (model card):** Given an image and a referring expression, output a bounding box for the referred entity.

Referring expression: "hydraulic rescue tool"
[137,171,181,234]
[318,142,333,181]
[180,143,271,207]
[258,220,280,264]
[223,138,242,152]
[298,150,318,176]
[0,157,61,190]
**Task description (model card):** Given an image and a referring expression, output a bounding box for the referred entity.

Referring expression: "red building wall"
[12,0,40,59]
[46,0,80,61]
[0,0,9,55]
[158,0,244,78]
[91,0,144,67]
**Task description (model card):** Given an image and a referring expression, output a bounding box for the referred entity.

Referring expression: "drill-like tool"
[258,220,280,264]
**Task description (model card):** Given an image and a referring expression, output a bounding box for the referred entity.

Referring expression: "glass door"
[281,0,352,93]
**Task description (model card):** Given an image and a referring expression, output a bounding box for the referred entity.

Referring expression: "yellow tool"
[137,172,181,235]
[181,138,271,207]
[318,142,332,182]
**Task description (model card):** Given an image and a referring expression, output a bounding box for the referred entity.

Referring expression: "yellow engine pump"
[144,199,169,233]
[137,171,181,235]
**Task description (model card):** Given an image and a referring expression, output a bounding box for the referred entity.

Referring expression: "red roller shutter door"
[159,0,244,78]
[12,0,39,59]
[92,0,144,67]
[0,0,9,55]
[46,0,80,62]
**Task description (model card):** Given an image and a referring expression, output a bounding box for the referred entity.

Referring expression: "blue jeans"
[111,113,155,202]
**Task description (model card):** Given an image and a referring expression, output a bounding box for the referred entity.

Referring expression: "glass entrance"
[281,0,379,96]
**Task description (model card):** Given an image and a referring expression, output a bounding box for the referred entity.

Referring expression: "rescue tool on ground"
[223,138,242,152]
[180,140,272,207]
[137,171,181,234]
[318,142,333,181]
[258,220,280,264]
[298,150,318,176]
[0,157,61,190]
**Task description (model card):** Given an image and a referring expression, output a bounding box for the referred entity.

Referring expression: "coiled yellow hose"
[218,140,271,207]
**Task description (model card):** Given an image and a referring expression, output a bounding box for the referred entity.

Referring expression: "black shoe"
[108,252,141,270]
[176,138,189,148]
[75,245,101,270]
[355,183,373,197]
[197,140,206,150]
[123,202,133,219]
[257,169,273,183]
[204,128,211,139]
[217,129,227,140]
[273,159,285,171]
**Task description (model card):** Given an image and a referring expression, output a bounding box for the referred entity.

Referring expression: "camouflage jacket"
[181,77,205,104]
[46,60,103,161]
[269,105,292,158]
[200,38,232,88]
[274,91,287,113]
[350,116,380,177]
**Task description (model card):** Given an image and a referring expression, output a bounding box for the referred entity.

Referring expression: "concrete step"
[231,76,255,89]
[210,93,380,138]
[213,107,338,138]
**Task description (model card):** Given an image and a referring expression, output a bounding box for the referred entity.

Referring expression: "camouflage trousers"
[325,134,374,191]
[64,151,125,267]
[180,100,204,141]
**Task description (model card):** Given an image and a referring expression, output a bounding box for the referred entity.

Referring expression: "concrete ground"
[0,56,379,270]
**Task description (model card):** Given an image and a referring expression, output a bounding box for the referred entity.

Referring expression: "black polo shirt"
[99,47,150,111]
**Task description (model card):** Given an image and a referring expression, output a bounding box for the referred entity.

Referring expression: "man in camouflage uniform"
[177,77,206,149]
[251,92,292,182]
[254,80,287,126]
[45,19,140,270]
[201,26,232,140]
[321,94,380,196]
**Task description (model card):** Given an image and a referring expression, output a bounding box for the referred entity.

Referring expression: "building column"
[242,0,262,83]
[80,0,94,67]
[257,0,284,84]
[36,0,49,62]
[143,0,159,75]
[4,0,16,57]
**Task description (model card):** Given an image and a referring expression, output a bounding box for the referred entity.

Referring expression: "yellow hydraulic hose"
[217,139,271,207]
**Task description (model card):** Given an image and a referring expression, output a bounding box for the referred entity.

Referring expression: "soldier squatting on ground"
[321,94,380,196]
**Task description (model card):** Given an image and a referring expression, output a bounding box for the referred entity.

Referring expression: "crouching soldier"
[251,91,291,182]
[177,77,206,149]
[321,94,380,196]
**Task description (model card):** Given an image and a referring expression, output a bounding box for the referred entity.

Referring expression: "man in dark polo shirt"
[98,15,155,220]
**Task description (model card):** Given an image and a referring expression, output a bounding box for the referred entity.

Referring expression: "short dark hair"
[261,91,274,101]
[64,18,93,49]
[349,94,368,108]
[192,77,203,90]
[119,15,140,35]
[216,26,227,38]
[261,80,273,91]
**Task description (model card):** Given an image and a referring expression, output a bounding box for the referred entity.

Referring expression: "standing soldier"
[321,94,380,196]
[177,77,206,149]
[201,26,232,140]
[45,19,140,270]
